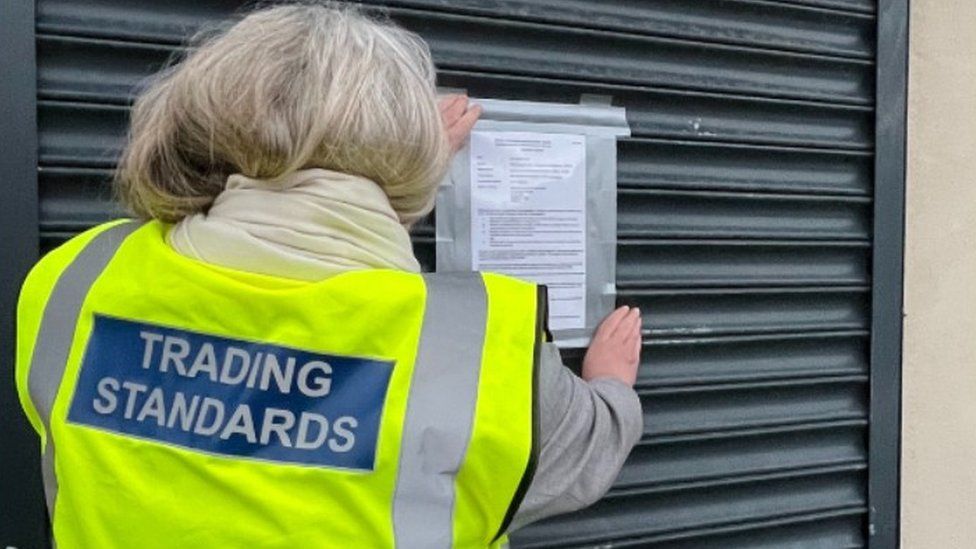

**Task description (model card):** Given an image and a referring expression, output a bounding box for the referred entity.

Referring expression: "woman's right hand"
[439,94,481,153]
[582,306,642,386]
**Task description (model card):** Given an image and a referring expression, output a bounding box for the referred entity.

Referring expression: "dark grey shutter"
[24,0,899,547]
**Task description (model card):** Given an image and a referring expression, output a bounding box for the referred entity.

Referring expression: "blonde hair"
[115,2,449,226]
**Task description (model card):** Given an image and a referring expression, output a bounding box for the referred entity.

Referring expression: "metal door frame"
[868,0,909,547]
[0,0,46,547]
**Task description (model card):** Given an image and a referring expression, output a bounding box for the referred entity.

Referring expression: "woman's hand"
[439,94,482,153]
[582,306,643,387]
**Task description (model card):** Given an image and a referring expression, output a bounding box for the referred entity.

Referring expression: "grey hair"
[115,2,449,226]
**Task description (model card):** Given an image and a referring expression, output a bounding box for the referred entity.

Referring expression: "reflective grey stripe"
[393,272,488,548]
[27,221,140,517]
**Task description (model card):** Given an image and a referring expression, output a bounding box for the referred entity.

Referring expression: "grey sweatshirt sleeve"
[509,341,644,531]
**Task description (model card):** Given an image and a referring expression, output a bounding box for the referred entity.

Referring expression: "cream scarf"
[168,169,421,280]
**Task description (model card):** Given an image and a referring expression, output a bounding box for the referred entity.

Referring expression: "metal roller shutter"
[10,0,902,546]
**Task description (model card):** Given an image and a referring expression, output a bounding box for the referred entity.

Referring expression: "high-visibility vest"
[16,220,542,548]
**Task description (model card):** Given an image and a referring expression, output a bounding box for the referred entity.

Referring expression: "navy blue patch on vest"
[67,315,394,471]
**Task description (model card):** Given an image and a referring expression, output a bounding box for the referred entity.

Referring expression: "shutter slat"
[37,11,876,105]
[513,470,866,547]
[362,0,874,58]
[617,422,866,490]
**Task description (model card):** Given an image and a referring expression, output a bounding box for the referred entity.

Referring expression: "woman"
[16,4,642,547]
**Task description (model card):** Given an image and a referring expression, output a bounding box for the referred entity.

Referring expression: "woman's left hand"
[439,95,482,153]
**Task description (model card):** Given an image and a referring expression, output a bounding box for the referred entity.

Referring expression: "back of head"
[115,2,448,226]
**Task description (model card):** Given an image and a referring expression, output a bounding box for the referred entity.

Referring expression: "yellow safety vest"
[16,220,542,548]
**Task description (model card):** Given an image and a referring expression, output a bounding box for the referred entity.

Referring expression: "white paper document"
[469,131,587,331]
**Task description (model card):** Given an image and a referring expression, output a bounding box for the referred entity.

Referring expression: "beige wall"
[902,1,976,546]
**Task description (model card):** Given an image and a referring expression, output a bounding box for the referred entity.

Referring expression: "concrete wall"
[902,1,976,546]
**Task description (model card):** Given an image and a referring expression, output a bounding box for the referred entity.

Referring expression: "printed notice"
[470,131,587,331]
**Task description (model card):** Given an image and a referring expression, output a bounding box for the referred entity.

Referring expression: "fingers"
[457,103,482,132]
[609,307,641,341]
[446,104,481,150]
[583,305,644,386]
[596,306,631,340]
[599,306,642,364]
[440,94,469,124]
[440,95,482,153]
[626,317,642,362]
[438,94,463,116]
